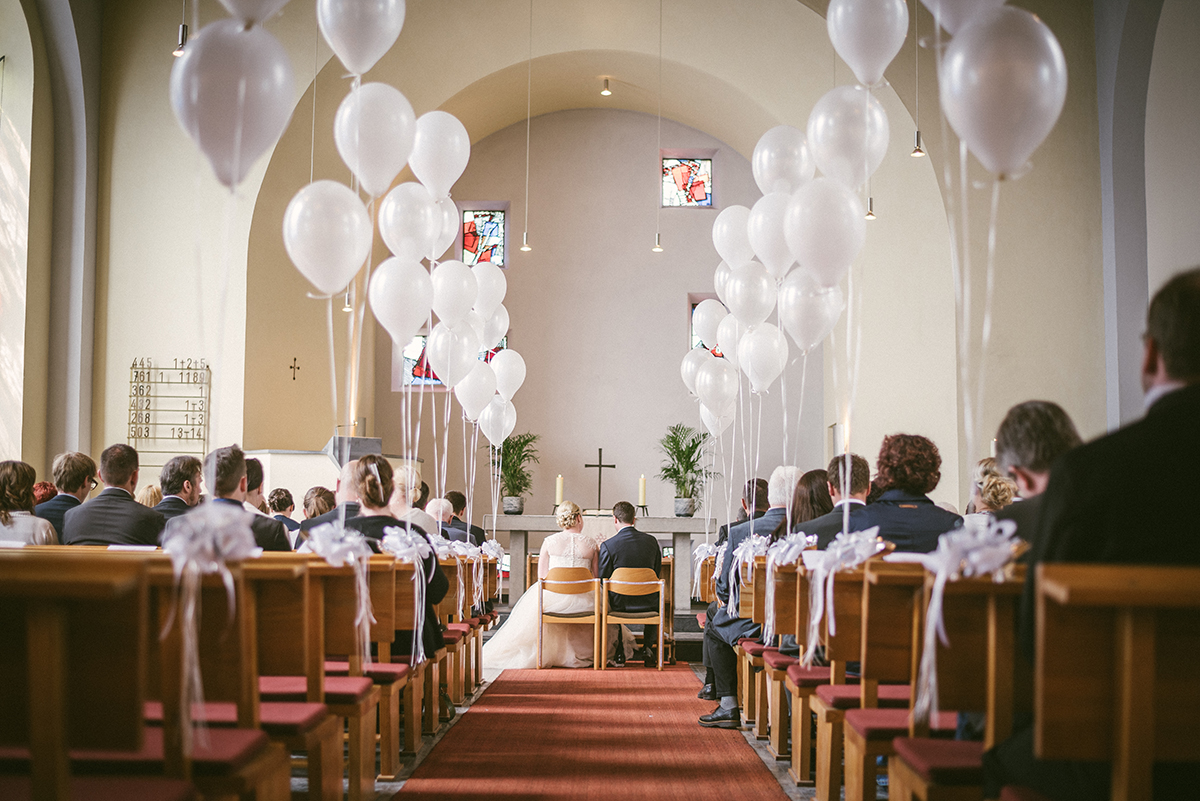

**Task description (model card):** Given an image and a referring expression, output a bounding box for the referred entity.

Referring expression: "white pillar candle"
[638,474,646,506]
[555,475,564,505]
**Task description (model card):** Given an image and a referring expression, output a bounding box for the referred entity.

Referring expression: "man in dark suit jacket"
[445,491,485,546]
[984,267,1200,799]
[202,444,290,552]
[63,444,164,547]
[798,453,871,549]
[35,451,97,541]
[600,501,664,665]
[299,460,360,534]
[152,454,202,522]
[700,466,797,729]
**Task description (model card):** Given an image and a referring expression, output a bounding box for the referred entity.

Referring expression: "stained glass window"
[394,334,509,388]
[462,210,505,267]
[663,158,713,207]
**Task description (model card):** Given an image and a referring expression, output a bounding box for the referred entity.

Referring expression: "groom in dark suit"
[600,501,663,666]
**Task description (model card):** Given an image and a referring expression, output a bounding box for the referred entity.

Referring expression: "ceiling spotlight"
[865,197,876,220]
[600,78,612,97]
[911,130,926,158]
[520,231,532,252]
[652,232,663,253]
[173,23,188,57]
[342,290,353,312]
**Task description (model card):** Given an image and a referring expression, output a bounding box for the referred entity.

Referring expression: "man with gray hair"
[699,465,800,728]
[425,497,454,537]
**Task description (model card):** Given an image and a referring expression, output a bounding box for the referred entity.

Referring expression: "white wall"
[1146,0,1200,296]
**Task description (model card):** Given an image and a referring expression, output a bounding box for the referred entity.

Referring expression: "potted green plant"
[494,432,540,515]
[657,423,716,517]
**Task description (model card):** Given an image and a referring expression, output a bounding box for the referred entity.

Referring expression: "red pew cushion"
[892,737,984,785]
[324,660,412,684]
[815,683,911,709]
[143,701,328,737]
[763,650,797,671]
[844,708,958,741]
[0,776,196,801]
[259,675,374,705]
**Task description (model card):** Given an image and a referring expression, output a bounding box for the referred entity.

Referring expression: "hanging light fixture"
[652,0,664,253]
[342,289,353,312]
[865,197,876,220]
[520,0,533,252]
[172,0,188,57]
[911,1,925,157]
[600,78,612,97]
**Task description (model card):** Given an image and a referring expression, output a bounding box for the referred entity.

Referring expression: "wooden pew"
[388,558,428,754]
[1035,564,1200,801]
[697,554,717,603]
[762,562,800,759]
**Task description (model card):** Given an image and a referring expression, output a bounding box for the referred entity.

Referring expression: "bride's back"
[543,530,598,569]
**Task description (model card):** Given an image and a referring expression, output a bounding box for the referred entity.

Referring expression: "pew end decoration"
[306,521,377,668]
[801,527,887,667]
[381,525,433,664]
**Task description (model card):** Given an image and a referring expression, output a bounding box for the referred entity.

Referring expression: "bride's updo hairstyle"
[554,501,582,529]
[354,454,394,511]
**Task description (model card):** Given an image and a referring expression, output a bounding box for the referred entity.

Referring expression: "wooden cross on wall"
[584,448,615,512]
[289,358,300,380]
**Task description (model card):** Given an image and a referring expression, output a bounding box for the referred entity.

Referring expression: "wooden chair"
[536,567,602,669]
[887,567,1025,801]
[697,554,717,603]
[436,557,470,708]
[661,556,676,664]
[526,554,539,591]
[1034,564,1200,801]
[762,561,800,760]
[0,551,197,801]
[387,558,428,754]
[600,567,665,670]
[732,557,767,729]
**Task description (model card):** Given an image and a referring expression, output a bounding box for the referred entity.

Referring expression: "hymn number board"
[128,357,211,476]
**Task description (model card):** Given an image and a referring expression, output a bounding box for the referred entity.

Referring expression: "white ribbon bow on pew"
[886,516,1020,724]
[160,502,258,752]
[728,534,770,617]
[691,542,718,600]
[481,539,505,599]
[762,532,816,643]
[447,539,485,611]
[307,522,377,668]
[380,527,433,664]
[802,527,884,667]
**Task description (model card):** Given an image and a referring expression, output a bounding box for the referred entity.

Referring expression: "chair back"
[859,561,925,686]
[607,567,662,597]
[541,566,597,594]
[698,555,717,602]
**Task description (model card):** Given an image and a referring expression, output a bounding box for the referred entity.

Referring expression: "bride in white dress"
[484,501,634,669]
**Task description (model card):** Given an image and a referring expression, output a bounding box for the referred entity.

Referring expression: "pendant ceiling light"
[520,0,534,252]
[911,1,925,157]
[601,78,611,96]
[173,0,188,57]
[652,0,664,253]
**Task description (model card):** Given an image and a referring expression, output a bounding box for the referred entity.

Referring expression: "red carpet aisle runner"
[393,664,789,801]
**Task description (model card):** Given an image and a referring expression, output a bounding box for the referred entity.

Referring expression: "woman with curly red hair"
[849,434,962,553]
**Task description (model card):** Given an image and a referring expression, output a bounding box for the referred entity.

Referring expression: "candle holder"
[635,504,649,517]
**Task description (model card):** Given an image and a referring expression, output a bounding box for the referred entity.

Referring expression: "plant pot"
[674,497,696,517]
[502,496,525,515]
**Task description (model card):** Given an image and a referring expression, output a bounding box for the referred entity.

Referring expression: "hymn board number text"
[128,357,212,476]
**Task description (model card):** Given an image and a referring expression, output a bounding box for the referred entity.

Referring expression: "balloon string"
[791,351,809,471]
[309,13,318,185]
[326,298,339,433]
[958,139,976,466]
[973,178,1003,461]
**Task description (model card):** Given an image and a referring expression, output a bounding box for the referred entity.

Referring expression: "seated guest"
[63,444,164,546]
[966,456,1005,514]
[701,465,799,728]
[797,453,871,549]
[444,490,486,546]
[771,468,832,543]
[1,461,58,545]
[268,488,300,532]
[965,474,1016,524]
[153,455,202,522]
[983,267,1200,800]
[32,481,56,507]
[136,484,162,508]
[390,467,439,538]
[244,458,269,515]
[601,501,664,666]
[414,481,430,511]
[203,444,290,551]
[303,485,336,519]
[35,451,97,540]
[424,497,454,537]
[849,434,961,553]
[300,461,360,532]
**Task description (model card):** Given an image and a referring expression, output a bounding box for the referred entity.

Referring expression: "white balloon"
[283,181,371,296]
[737,323,789,393]
[472,262,507,319]
[430,260,478,327]
[428,197,459,261]
[940,7,1067,178]
[827,0,910,88]
[807,85,890,189]
[919,0,1006,35]
[333,82,416,198]
[317,0,405,76]
[217,0,289,24]
[714,261,734,306]
[425,322,479,388]
[716,314,745,372]
[479,396,517,446]
[681,346,714,396]
[784,178,866,288]
[490,349,526,401]
[778,271,846,353]
[694,357,740,414]
[458,310,485,346]
[691,299,728,349]
[409,111,470,199]
[454,361,497,422]
[711,206,755,266]
[700,403,737,438]
[480,305,509,351]
[368,257,432,345]
[169,20,294,188]
[725,261,777,327]
[378,182,439,261]
[747,193,795,280]
[752,125,815,196]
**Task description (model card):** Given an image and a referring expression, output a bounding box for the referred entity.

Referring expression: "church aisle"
[391,664,792,800]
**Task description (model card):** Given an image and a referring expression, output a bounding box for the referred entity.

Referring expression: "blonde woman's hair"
[136,484,162,508]
[977,474,1017,513]
[971,457,1003,490]
[554,501,583,530]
